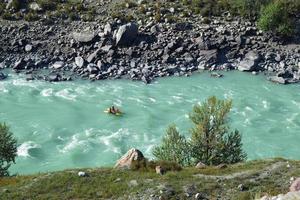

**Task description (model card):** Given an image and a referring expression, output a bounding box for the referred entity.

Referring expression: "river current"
[1,71,300,174]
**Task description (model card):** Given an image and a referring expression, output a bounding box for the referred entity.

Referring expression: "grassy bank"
[0,158,299,199]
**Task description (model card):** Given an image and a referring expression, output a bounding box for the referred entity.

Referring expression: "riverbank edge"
[1,158,300,200]
[0,1,300,85]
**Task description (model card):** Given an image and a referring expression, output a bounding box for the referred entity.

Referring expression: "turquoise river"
[1,71,300,174]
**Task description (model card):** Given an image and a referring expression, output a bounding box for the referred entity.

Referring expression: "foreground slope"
[0,158,299,200]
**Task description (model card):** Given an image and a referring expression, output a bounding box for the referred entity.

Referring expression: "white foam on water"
[55,89,77,101]
[286,113,298,126]
[85,128,95,137]
[262,100,269,109]
[291,100,300,109]
[59,134,90,153]
[149,97,156,103]
[98,128,131,154]
[167,101,174,105]
[17,141,41,158]
[40,88,53,97]
[57,136,65,141]
[12,78,38,88]
[224,90,234,99]
[245,106,253,111]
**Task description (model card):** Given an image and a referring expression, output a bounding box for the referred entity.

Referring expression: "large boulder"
[290,178,300,192]
[238,51,261,72]
[197,49,218,70]
[72,32,95,43]
[52,61,64,69]
[114,148,144,169]
[75,56,84,68]
[115,23,138,46]
[267,76,287,84]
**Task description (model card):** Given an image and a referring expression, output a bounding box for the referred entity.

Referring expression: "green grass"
[0,158,299,199]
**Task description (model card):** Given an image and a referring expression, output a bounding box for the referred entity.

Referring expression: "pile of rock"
[0,16,299,84]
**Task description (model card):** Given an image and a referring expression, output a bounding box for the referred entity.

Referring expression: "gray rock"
[267,76,287,84]
[290,177,300,192]
[104,23,112,36]
[0,72,7,80]
[87,64,99,74]
[48,74,60,82]
[128,180,139,187]
[25,44,33,52]
[0,62,5,69]
[155,166,165,175]
[197,49,218,69]
[26,74,34,81]
[195,162,206,169]
[238,51,260,71]
[72,32,95,43]
[30,2,42,11]
[52,61,64,69]
[13,59,25,70]
[87,49,100,63]
[101,45,112,52]
[275,54,282,62]
[75,56,84,68]
[116,23,138,46]
[114,148,144,169]
[78,171,87,177]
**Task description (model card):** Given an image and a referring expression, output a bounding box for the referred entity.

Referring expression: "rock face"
[115,23,138,46]
[72,32,95,43]
[290,178,300,192]
[114,148,144,169]
[238,51,261,72]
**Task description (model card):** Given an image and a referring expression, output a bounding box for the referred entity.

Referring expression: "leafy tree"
[153,125,191,166]
[153,96,246,167]
[0,123,17,177]
[189,96,246,165]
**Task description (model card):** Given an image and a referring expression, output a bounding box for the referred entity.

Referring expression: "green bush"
[258,0,294,37]
[37,0,59,11]
[130,159,182,172]
[153,96,247,166]
[10,0,22,10]
[0,3,5,13]
[24,12,39,21]
[2,12,14,20]
[0,123,17,177]
[153,125,192,166]
[189,96,246,165]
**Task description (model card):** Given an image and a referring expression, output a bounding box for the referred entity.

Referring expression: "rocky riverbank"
[0,2,300,84]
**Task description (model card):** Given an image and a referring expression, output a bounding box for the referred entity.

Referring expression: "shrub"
[153,125,192,167]
[0,123,17,177]
[37,0,58,11]
[130,159,182,172]
[153,96,247,167]
[0,3,5,13]
[258,0,294,37]
[10,0,22,11]
[24,12,39,21]
[189,96,246,165]
[2,12,14,20]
